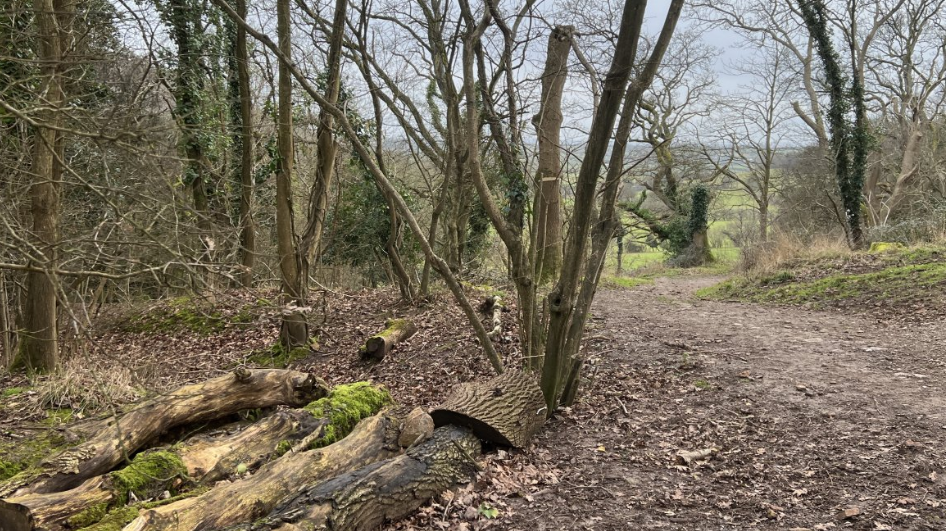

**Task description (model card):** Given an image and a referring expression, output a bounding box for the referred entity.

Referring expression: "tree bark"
[274,0,307,348]
[234,0,255,288]
[430,369,545,448]
[16,0,67,373]
[299,0,348,274]
[484,296,503,339]
[544,0,683,412]
[533,25,571,284]
[122,415,400,531]
[225,426,480,531]
[541,0,650,413]
[360,319,417,362]
[0,369,325,497]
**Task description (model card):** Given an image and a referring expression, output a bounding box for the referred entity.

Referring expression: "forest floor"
[479,275,946,531]
[2,262,946,530]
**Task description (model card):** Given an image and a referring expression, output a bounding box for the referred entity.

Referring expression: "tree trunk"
[533,26,571,284]
[299,0,348,276]
[122,415,400,531]
[0,383,386,531]
[275,0,307,348]
[430,369,545,448]
[234,0,255,287]
[16,0,66,373]
[225,426,481,531]
[360,319,417,362]
[541,0,650,413]
[0,369,325,497]
[543,0,683,413]
[0,273,12,368]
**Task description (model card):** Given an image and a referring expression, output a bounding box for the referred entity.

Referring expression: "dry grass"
[738,232,852,277]
[31,353,143,419]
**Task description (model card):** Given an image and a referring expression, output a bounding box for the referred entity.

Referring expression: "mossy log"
[360,319,417,361]
[0,383,389,531]
[484,296,503,339]
[121,414,400,531]
[0,369,326,498]
[430,370,545,448]
[226,426,480,531]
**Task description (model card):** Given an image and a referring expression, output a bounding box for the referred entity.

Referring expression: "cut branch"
[360,319,418,362]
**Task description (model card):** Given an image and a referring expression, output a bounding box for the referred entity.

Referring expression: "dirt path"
[492,275,946,530]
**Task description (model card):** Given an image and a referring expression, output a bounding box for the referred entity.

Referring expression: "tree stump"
[430,370,545,448]
[360,319,417,361]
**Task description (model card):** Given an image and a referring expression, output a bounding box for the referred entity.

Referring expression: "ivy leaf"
[477,502,499,519]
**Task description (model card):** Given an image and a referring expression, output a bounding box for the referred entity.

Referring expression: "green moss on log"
[302,382,392,448]
[0,430,73,483]
[68,502,110,529]
[75,487,209,531]
[377,318,412,337]
[112,450,186,504]
[76,506,139,531]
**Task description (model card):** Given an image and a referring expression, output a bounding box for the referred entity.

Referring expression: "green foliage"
[478,502,499,519]
[69,503,111,529]
[693,379,711,390]
[796,0,868,245]
[623,185,712,264]
[75,490,207,531]
[42,408,75,426]
[687,185,710,239]
[302,382,392,448]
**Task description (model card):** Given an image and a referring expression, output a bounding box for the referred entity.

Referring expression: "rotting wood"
[0,383,388,531]
[0,369,326,498]
[484,296,504,339]
[430,370,545,448]
[121,415,400,531]
[223,426,481,531]
[360,319,417,362]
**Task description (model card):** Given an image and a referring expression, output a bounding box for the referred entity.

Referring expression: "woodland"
[2,0,946,529]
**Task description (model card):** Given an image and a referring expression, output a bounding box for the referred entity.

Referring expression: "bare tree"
[701,39,798,242]
[863,0,946,225]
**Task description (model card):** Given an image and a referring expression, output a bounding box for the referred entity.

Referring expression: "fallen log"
[360,319,417,361]
[0,383,389,531]
[121,414,401,531]
[430,369,545,448]
[484,296,503,339]
[1,369,326,498]
[229,425,481,531]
